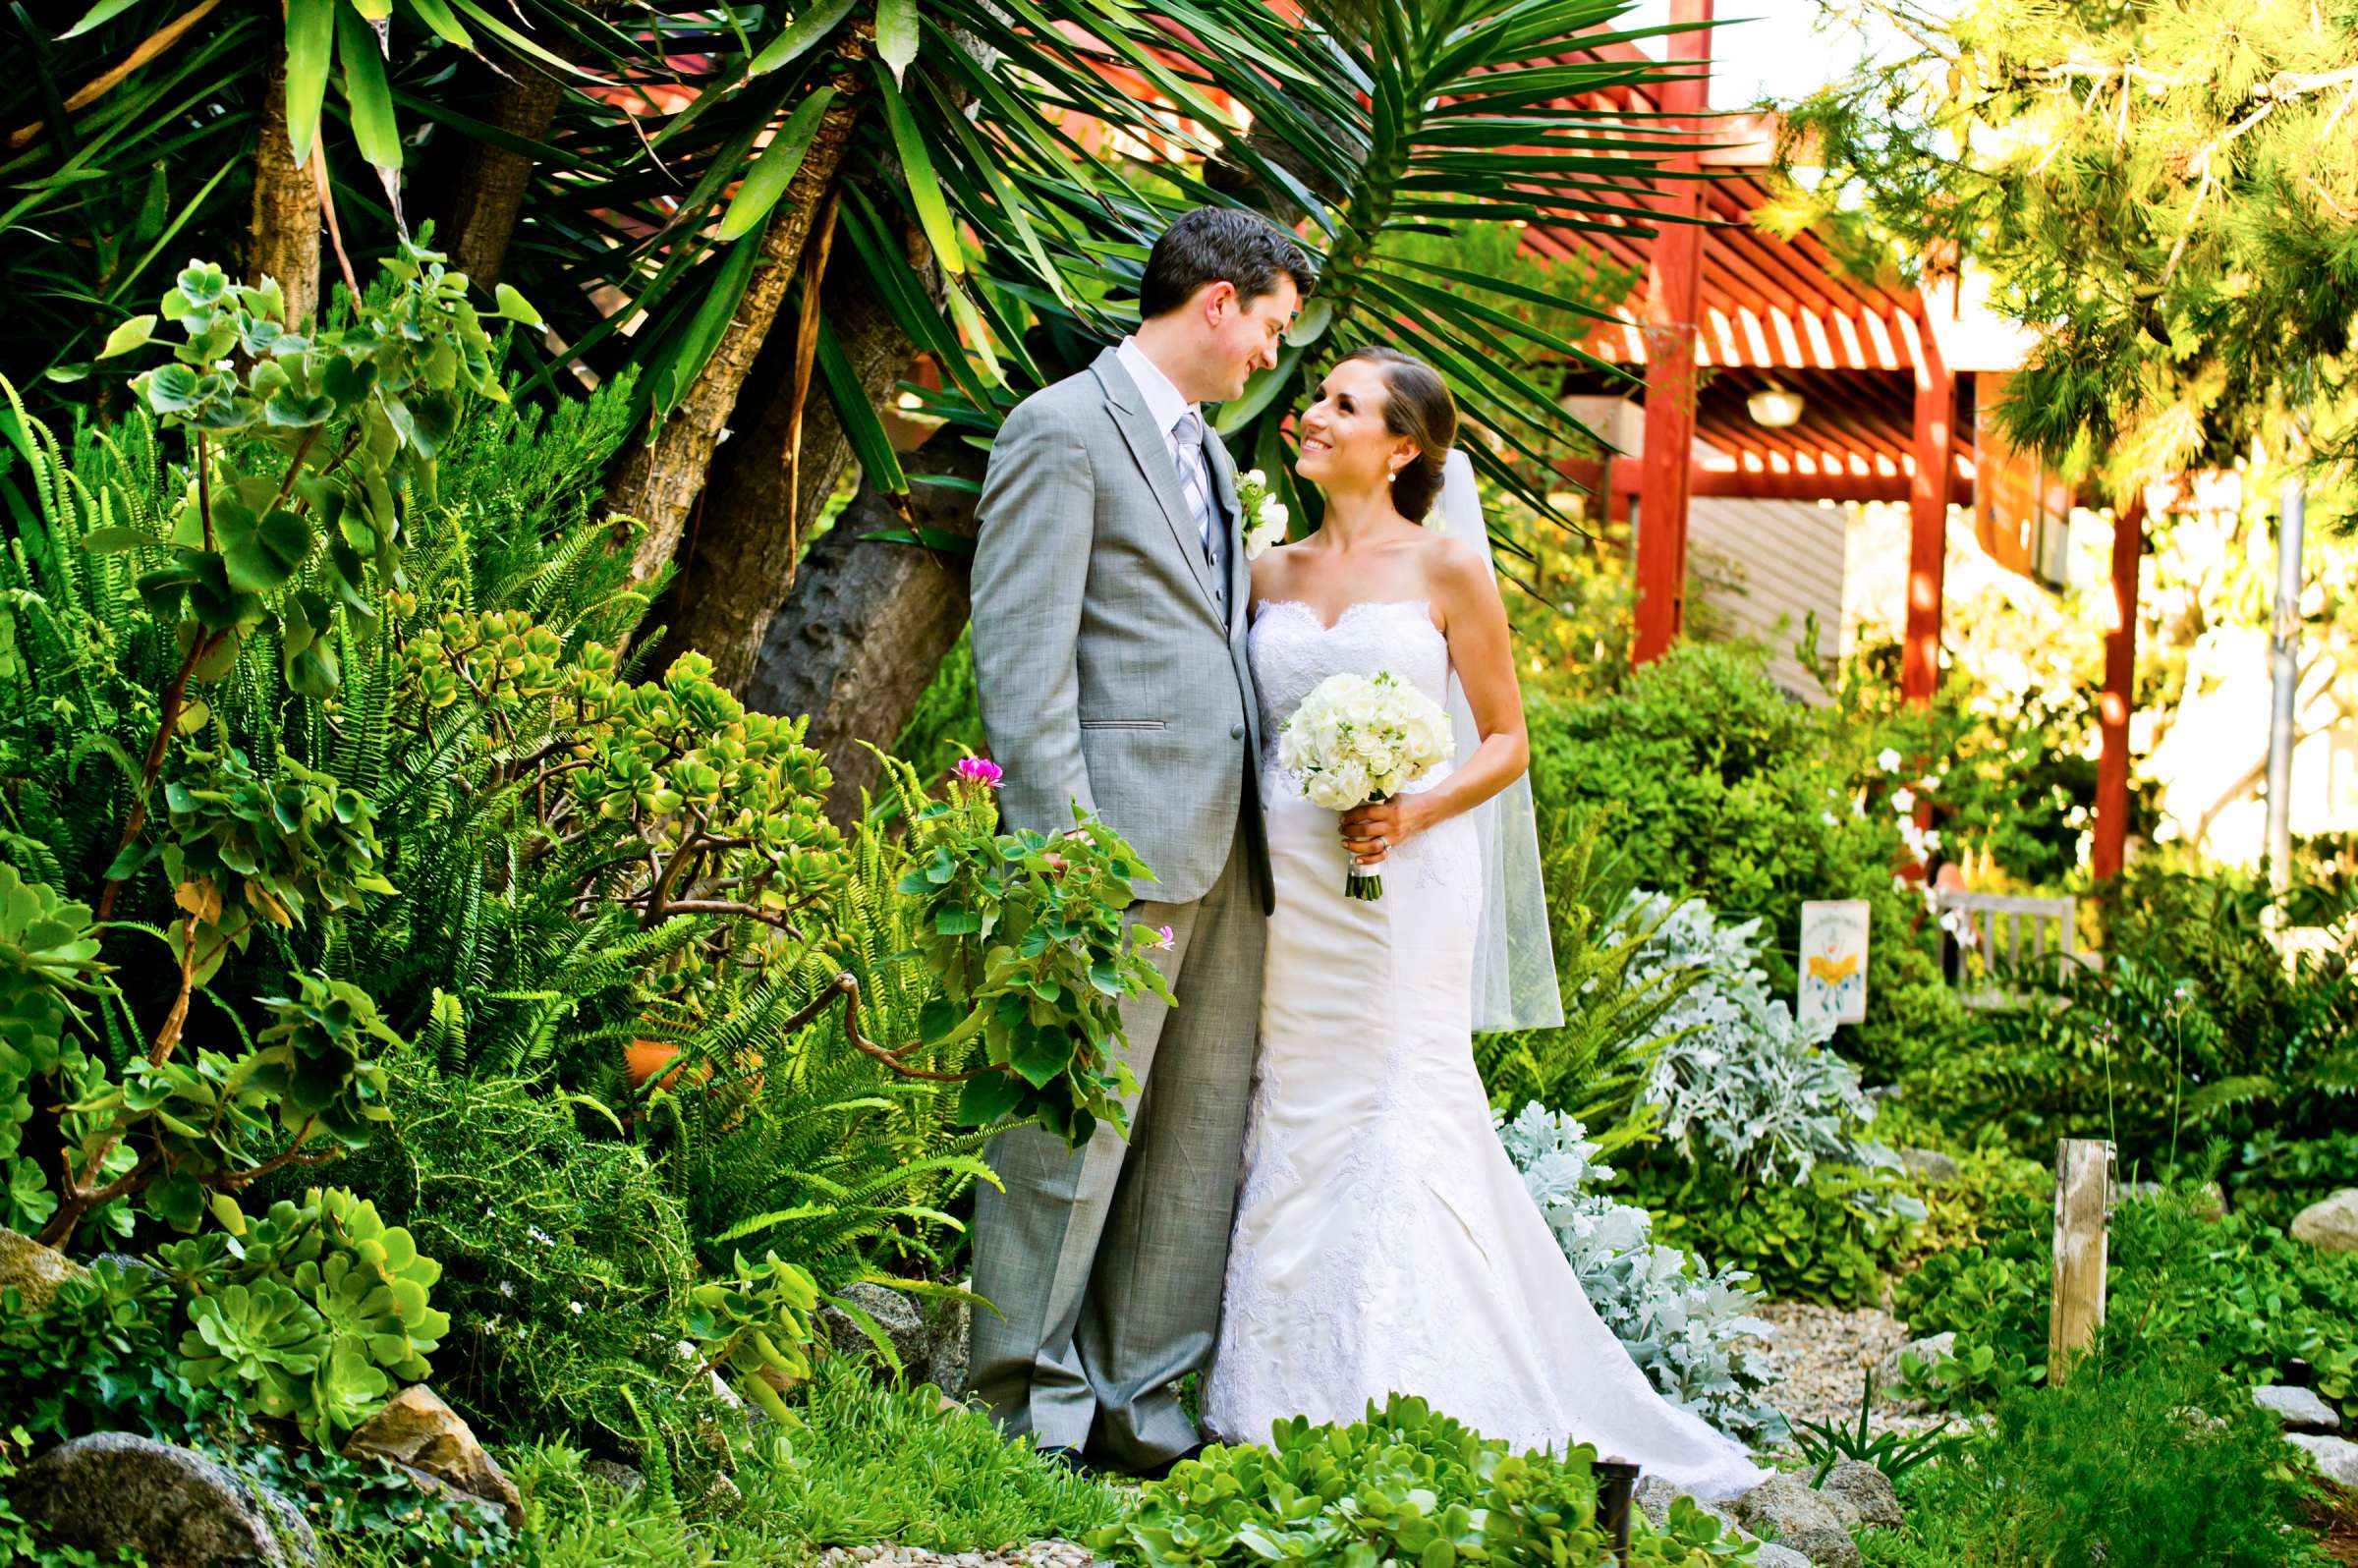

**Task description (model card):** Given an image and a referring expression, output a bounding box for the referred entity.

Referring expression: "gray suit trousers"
[966,809,1265,1468]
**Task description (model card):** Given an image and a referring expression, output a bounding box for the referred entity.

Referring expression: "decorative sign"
[1798,900,1871,1026]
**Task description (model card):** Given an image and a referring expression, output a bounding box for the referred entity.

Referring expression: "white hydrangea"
[1497,1103,1787,1446]
[1277,670,1453,811]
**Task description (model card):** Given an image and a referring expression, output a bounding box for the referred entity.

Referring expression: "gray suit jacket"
[971,347,1267,909]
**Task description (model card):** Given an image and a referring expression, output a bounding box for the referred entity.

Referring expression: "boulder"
[1754,1546,1814,1568]
[1873,1331,1956,1391]
[341,1385,524,1529]
[2252,1385,2341,1434]
[11,1431,318,1567]
[584,1459,644,1497]
[1732,1475,1863,1568]
[923,1287,973,1396]
[0,1225,86,1315]
[2291,1191,2358,1253]
[2290,1434,2358,1491]
[1898,1149,1959,1187]
[1633,1476,1750,1543]
[1819,1462,1904,1531]
[819,1281,929,1378]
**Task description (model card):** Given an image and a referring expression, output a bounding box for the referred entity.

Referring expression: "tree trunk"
[652,252,934,694]
[603,84,865,585]
[745,436,984,826]
[439,50,567,289]
[248,47,321,328]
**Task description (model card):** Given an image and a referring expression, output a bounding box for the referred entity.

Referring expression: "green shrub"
[1093,1394,1755,1567]
[0,1259,210,1442]
[1629,1157,1915,1306]
[1525,642,1957,1081]
[1896,1190,2358,1404]
[1855,1353,2329,1568]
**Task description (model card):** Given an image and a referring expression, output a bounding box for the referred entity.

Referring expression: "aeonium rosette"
[1276,670,1454,900]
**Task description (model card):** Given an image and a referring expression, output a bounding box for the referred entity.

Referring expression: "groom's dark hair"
[1140,208,1317,319]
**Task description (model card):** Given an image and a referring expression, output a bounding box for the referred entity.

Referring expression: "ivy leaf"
[143,364,204,413]
[492,282,543,328]
[218,501,311,592]
[98,315,156,358]
[934,906,981,936]
[955,1070,1025,1127]
[1010,1023,1075,1090]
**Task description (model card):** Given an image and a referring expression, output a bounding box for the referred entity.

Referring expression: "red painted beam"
[1569,458,1971,506]
[1632,0,1713,667]
[2093,496,2146,880]
[1900,335,1955,705]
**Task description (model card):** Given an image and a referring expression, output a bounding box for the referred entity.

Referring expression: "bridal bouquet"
[1277,670,1453,900]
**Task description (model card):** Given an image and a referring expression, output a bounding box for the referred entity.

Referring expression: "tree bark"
[744,436,984,826]
[248,47,321,328]
[603,82,865,586]
[652,251,934,694]
[439,50,568,289]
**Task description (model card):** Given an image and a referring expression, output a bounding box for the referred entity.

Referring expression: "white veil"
[1438,448,1563,1033]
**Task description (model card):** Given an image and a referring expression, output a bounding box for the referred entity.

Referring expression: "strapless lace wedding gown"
[1201,598,1767,1499]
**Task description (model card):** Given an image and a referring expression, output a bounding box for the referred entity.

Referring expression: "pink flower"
[1147,924,1175,951]
[954,756,1004,789]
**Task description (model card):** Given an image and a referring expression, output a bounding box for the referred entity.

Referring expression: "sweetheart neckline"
[1251,598,1438,636]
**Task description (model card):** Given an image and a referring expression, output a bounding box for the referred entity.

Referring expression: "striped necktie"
[1171,411,1223,609]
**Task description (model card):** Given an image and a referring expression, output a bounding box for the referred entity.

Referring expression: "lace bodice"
[1248,599,1450,776]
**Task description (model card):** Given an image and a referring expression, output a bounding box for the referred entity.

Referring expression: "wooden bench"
[1936,891,2093,1010]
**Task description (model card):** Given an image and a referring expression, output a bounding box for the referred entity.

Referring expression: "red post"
[2093,495,2146,881]
[1631,0,1713,668]
[1900,342,1954,704]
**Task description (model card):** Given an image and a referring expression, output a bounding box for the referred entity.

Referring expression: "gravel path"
[1754,1301,1951,1439]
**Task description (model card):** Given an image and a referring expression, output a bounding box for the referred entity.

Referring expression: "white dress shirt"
[1115,336,1200,464]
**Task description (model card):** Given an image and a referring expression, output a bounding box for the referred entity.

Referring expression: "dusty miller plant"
[1497,1102,1787,1446]
[1616,892,1910,1203]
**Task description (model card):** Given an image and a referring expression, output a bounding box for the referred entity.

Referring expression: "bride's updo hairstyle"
[1336,346,1457,524]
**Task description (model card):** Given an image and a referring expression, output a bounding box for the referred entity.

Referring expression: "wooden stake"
[2049,1139,2113,1382]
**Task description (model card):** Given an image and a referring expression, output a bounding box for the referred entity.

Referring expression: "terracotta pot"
[623,1039,706,1092]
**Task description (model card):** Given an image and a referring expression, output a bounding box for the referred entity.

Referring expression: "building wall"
[1687,496,1848,700]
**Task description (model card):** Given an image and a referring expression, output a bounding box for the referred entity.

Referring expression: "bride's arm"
[1338,541,1529,863]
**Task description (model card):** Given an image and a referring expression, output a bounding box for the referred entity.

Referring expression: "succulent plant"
[684,1250,821,1424]
[178,1279,328,1425]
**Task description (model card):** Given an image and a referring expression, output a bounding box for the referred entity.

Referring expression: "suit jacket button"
[1230,722,1246,740]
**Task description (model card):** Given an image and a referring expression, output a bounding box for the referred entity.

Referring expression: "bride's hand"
[1340,798,1427,865]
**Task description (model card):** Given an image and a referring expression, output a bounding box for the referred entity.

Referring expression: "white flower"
[1278,671,1454,812]
[1892,788,1917,814]
[528,1226,555,1247]
[1877,748,1903,774]
[568,1300,586,1316]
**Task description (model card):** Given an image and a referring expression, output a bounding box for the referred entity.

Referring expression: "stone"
[2290,1434,2358,1491]
[923,1286,973,1396]
[1820,1462,1904,1531]
[2253,1385,2342,1433]
[1898,1148,1959,1186]
[820,1281,930,1378]
[0,1225,86,1315]
[1633,1477,1752,1543]
[11,1431,318,1567]
[584,1458,644,1497]
[700,1473,743,1511]
[1753,1546,1814,1568]
[341,1384,524,1529]
[2291,1190,2358,1253]
[1731,1475,1863,1568]
[1873,1331,1956,1392]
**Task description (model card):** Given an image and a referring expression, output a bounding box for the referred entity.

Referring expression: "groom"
[966,207,1314,1475]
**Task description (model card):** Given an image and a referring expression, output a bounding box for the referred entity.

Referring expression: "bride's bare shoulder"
[1412,531,1492,597]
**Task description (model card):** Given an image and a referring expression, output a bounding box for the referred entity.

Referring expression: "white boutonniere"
[1236,468,1290,560]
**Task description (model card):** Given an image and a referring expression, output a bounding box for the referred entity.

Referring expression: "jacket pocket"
[1080,718,1166,731]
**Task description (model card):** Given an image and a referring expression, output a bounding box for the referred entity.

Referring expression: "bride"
[1201,347,1766,1500]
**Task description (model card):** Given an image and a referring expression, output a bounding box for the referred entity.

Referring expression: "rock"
[2253,1385,2342,1433]
[924,1286,973,1396]
[341,1385,524,1529]
[1754,1546,1814,1568]
[1873,1331,1956,1392]
[820,1281,930,1378]
[1820,1462,1904,1531]
[584,1459,644,1497]
[93,1251,169,1283]
[700,1473,743,1511]
[1732,1475,1863,1568]
[2291,1191,2358,1253]
[1898,1148,1959,1187]
[2290,1434,2358,1490]
[0,1225,86,1315]
[11,1431,318,1567]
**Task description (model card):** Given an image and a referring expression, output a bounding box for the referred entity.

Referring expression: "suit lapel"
[1092,350,1219,611]
[1204,428,1250,640]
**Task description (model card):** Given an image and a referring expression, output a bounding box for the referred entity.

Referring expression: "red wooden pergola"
[1520,0,2144,879]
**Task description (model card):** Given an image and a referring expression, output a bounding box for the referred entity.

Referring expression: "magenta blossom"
[954,756,1005,790]
[1146,924,1175,951]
